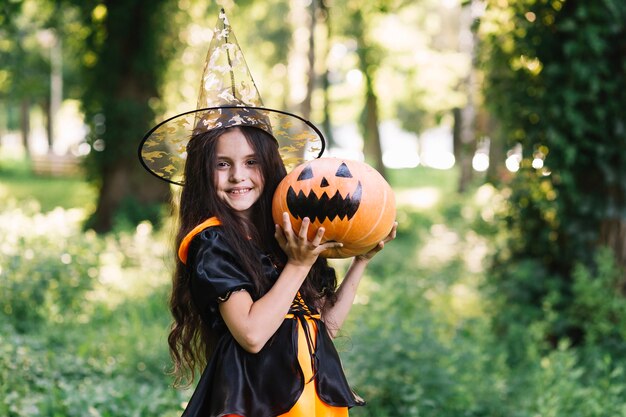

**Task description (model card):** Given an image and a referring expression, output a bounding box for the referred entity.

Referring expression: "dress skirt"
[225,315,349,417]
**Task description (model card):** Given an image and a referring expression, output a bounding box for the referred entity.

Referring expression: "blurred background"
[1,0,625,416]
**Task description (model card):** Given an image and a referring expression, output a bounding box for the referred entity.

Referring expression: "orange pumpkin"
[272,157,396,258]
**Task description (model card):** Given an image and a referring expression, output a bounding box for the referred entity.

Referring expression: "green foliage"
[0,0,52,100]
[0,199,186,416]
[0,205,101,332]
[570,248,626,351]
[69,0,180,167]
[3,165,626,417]
[0,318,186,417]
[479,0,626,342]
[58,0,177,231]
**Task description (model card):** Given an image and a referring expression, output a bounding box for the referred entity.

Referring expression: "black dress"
[180,225,364,417]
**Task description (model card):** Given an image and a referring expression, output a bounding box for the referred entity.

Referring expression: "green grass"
[0,154,96,212]
[387,165,459,193]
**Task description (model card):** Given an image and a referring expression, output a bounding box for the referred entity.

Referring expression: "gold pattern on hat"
[138,9,325,185]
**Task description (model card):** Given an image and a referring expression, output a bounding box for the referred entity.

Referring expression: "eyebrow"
[216,153,257,160]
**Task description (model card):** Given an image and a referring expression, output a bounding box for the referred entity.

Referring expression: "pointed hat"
[138,9,325,185]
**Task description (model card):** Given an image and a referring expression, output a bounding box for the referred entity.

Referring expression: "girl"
[168,125,396,417]
[137,9,396,417]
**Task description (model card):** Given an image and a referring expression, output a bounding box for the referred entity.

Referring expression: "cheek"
[252,168,265,189]
[213,171,226,189]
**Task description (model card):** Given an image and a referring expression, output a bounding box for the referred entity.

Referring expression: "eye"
[245,159,258,167]
[216,160,230,169]
[297,164,314,181]
[335,162,352,178]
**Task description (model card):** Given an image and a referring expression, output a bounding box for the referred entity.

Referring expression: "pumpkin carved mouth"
[286,181,362,223]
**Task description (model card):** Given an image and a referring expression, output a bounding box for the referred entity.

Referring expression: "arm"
[219,214,342,353]
[321,222,398,338]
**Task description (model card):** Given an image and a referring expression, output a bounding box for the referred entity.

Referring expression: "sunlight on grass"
[0,152,96,212]
[90,221,174,309]
[395,186,441,209]
[417,223,459,265]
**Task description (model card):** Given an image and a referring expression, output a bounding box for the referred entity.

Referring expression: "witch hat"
[138,9,325,185]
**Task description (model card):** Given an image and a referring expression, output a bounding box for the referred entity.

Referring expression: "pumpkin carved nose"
[320,177,330,187]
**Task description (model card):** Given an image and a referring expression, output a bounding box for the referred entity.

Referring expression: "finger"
[311,227,325,246]
[274,223,286,246]
[281,212,293,232]
[384,222,398,242]
[391,221,398,236]
[319,240,343,253]
[371,241,385,254]
[298,217,311,240]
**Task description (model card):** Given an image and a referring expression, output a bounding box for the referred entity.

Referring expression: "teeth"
[230,189,250,194]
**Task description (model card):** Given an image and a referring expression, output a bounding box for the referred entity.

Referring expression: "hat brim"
[138,106,326,185]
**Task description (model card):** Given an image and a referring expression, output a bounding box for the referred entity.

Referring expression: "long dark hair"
[168,125,337,387]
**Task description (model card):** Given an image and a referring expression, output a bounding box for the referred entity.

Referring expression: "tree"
[0,0,57,158]
[331,0,390,176]
[479,0,626,342]
[67,0,178,232]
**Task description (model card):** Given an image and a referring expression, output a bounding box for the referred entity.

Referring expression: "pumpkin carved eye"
[297,164,314,181]
[335,162,352,178]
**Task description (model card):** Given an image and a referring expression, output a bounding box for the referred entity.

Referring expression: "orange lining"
[278,315,348,417]
[178,217,221,264]
[223,315,348,417]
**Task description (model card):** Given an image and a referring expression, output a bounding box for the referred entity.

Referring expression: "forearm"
[322,257,369,338]
[220,261,310,353]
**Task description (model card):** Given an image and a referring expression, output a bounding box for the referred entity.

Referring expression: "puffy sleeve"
[187,228,255,318]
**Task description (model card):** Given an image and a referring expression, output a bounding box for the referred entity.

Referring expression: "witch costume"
[138,9,365,417]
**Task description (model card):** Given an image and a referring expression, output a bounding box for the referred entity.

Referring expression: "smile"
[229,188,252,195]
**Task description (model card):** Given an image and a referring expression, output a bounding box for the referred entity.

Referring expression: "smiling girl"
[138,10,396,417]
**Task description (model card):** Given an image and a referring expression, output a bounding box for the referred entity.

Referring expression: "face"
[214,128,264,220]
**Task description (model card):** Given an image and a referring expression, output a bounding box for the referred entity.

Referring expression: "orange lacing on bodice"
[289,292,316,316]
[285,292,320,383]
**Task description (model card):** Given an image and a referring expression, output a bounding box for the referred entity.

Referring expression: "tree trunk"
[319,0,335,149]
[86,0,171,233]
[20,99,31,158]
[288,0,313,119]
[454,106,474,193]
[42,99,54,153]
[90,158,169,232]
[456,0,478,193]
[362,86,385,177]
[599,219,626,273]
[353,10,385,177]
[300,0,317,121]
[485,115,504,183]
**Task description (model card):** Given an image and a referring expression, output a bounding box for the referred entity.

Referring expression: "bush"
[0,205,101,332]
[0,320,187,417]
[0,202,186,416]
[570,248,626,353]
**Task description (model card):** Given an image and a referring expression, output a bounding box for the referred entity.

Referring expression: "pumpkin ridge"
[351,186,391,244]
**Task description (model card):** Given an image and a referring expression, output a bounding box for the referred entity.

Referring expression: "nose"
[229,165,246,183]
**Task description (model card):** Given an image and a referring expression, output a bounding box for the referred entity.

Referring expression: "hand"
[274,212,343,267]
[355,221,398,262]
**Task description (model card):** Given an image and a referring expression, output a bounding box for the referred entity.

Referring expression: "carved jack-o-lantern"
[272,157,396,258]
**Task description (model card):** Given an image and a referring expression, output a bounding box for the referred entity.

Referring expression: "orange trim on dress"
[222,314,348,417]
[178,217,222,264]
